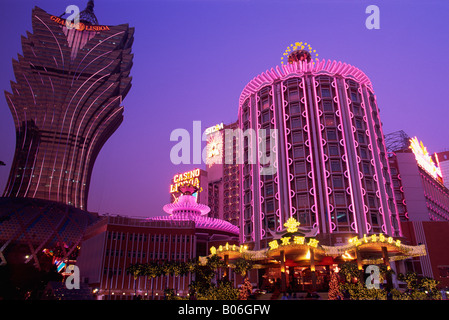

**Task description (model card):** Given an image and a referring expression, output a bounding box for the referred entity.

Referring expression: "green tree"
[339,262,360,282]
[143,263,162,299]
[233,258,253,279]
[126,263,144,296]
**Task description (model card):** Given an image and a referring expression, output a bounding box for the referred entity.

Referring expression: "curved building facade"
[238,56,401,249]
[2,5,134,210]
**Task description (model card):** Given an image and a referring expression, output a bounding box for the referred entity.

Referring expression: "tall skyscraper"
[238,50,401,250]
[206,121,240,226]
[2,2,134,210]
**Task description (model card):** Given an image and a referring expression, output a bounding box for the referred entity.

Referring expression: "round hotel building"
[238,50,402,250]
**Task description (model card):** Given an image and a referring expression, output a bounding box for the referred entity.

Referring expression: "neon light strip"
[311,76,333,233]
[366,91,401,235]
[333,80,359,234]
[279,82,291,230]
[300,77,320,230]
[254,93,262,242]
[348,84,371,234]
[239,59,373,107]
[358,87,385,233]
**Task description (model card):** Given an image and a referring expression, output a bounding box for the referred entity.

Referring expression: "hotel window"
[355,119,363,130]
[291,117,301,129]
[266,199,275,213]
[327,130,337,141]
[267,216,276,230]
[292,131,303,144]
[328,144,339,156]
[368,196,376,208]
[332,176,343,189]
[295,178,307,191]
[334,193,346,206]
[243,207,251,219]
[324,115,336,126]
[365,178,374,191]
[336,211,348,223]
[261,97,270,110]
[290,103,300,114]
[262,111,270,124]
[353,105,361,116]
[371,213,379,225]
[360,147,368,159]
[323,101,333,112]
[294,161,306,175]
[350,92,358,102]
[358,133,366,144]
[293,146,305,158]
[297,195,308,208]
[362,163,371,175]
[331,160,341,172]
[265,183,274,197]
[289,90,299,100]
[321,87,331,98]
[392,179,400,188]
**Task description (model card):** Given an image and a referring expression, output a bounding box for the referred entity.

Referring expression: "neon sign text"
[50,15,111,31]
[205,123,224,135]
[170,169,201,193]
[348,233,401,247]
[409,137,442,180]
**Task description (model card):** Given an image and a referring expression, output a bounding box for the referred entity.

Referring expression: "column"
[381,246,392,289]
[280,250,287,292]
[310,249,316,292]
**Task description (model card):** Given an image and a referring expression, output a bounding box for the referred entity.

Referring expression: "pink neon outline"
[279,82,292,230]
[363,91,402,236]
[333,80,359,234]
[254,92,263,242]
[299,77,320,230]
[239,59,373,107]
[311,76,333,233]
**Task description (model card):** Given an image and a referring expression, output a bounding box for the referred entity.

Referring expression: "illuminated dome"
[151,194,238,235]
[163,194,210,216]
[288,49,312,64]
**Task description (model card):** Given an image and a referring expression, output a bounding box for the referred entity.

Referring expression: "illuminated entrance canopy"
[204,217,426,268]
[409,137,442,180]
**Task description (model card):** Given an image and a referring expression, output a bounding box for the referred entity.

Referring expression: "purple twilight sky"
[0,0,448,218]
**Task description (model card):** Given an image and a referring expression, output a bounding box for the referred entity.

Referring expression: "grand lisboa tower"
[238,45,401,250]
[0,1,133,269]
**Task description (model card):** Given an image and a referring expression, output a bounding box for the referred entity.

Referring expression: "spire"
[80,0,98,25]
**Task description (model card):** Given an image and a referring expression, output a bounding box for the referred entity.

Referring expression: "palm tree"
[126,263,143,297]
[234,258,254,279]
[143,262,161,299]
[206,254,226,284]
[160,260,172,293]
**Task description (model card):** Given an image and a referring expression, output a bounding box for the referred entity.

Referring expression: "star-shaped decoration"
[284,216,300,233]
